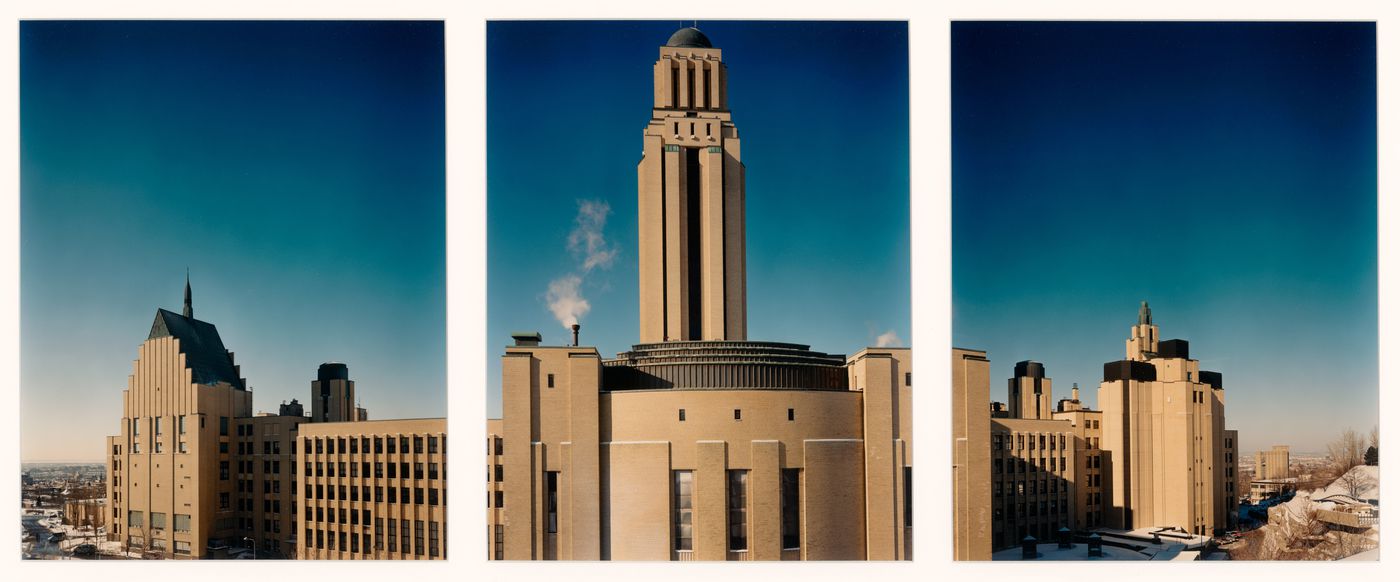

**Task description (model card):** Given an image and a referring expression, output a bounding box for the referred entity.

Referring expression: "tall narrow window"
[547,373,555,388]
[787,408,795,421]
[728,470,748,551]
[781,469,800,550]
[546,471,559,534]
[673,470,694,551]
[678,409,686,422]
[904,467,913,527]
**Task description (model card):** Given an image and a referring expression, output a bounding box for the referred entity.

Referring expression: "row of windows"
[236,441,285,455]
[124,511,191,532]
[306,435,441,456]
[127,536,193,554]
[305,461,442,480]
[306,484,443,506]
[669,469,798,552]
[993,433,1069,452]
[307,519,441,557]
[994,479,1065,497]
[993,456,1069,474]
[676,408,798,422]
[994,499,1070,520]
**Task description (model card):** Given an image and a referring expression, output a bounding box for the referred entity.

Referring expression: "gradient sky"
[20,21,446,462]
[486,21,910,418]
[952,22,1377,454]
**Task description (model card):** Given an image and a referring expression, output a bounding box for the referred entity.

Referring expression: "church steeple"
[1138,300,1152,325]
[183,270,193,319]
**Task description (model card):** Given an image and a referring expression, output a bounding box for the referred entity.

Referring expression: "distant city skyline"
[486,21,911,418]
[20,21,446,462]
[953,22,1377,454]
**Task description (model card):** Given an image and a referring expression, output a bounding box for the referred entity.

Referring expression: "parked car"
[72,544,97,557]
[47,532,66,543]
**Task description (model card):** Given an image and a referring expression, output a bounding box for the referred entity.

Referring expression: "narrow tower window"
[780,469,800,550]
[679,409,686,421]
[674,470,694,551]
[728,470,748,551]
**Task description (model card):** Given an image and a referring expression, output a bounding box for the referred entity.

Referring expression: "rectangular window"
[673,470,693,551]
[733,409,741,420]
[388,437,396,454]
[128,510,144,527]
[220,461,229,480]
[547,373,555,388]
[429,436,439,453]
[174,540,191,555]
[388,519,398,552]
[429,521,440,558]
[132,417,140,436]
[414,520,425,556]
[781,469,800,549]
[150,512,166,530]
[430,463,440,480]
[154,416,163,435]
[401,520,411,554]
[728,470,748,551]
[493,437,502,455]
[375,518,385,550]
[219,416,228,436]
[546,471,559,533]
[414,436,424,454]
[678,409,686,421]
[388,463,396,479]
[904,467,913,527]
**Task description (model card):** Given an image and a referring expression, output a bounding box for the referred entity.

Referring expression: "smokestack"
[1072,383,1079,400]
[572,323,580,346]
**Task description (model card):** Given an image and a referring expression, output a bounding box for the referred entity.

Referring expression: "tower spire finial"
[1138,300,1151,325]
[183,269,193,319]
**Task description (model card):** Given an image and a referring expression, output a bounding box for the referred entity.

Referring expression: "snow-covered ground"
[1231,465,1379,560]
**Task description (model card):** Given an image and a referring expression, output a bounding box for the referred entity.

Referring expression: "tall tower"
[637,27,747,343]
[1126,300,1158,360]
[311,362,356,423]
[1008,360,1052,420]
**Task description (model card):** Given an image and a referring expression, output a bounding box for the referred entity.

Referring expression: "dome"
[665,27,712,48]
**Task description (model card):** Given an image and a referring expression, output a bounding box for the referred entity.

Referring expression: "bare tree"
[1327,429,1366,475]
[1335,468,1375,499]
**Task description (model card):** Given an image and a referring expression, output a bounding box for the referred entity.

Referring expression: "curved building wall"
[496,344,912,562]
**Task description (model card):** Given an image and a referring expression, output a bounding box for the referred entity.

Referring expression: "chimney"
[1021,535,1038,560]
[572,323,580,347]
[1087,533,1103,557]
[1057,527,1072,549]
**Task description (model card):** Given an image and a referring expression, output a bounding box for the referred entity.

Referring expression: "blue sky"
[486,21,911,418]
[20,21,445,462]
[952,22,1377,454]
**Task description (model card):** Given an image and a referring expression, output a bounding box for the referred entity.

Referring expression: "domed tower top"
[665,26,712,48]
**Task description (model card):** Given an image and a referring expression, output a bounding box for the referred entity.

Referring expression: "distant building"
[104,277,443,559]
[1257,445,1290,480]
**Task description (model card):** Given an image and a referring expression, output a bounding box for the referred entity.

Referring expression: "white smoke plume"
[876,329,904,348]
[546,275,590,328]
[546,200,616,330]
[568,200,618,273]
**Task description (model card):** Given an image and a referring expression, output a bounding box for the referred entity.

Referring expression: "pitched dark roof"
[147,308,246,390]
